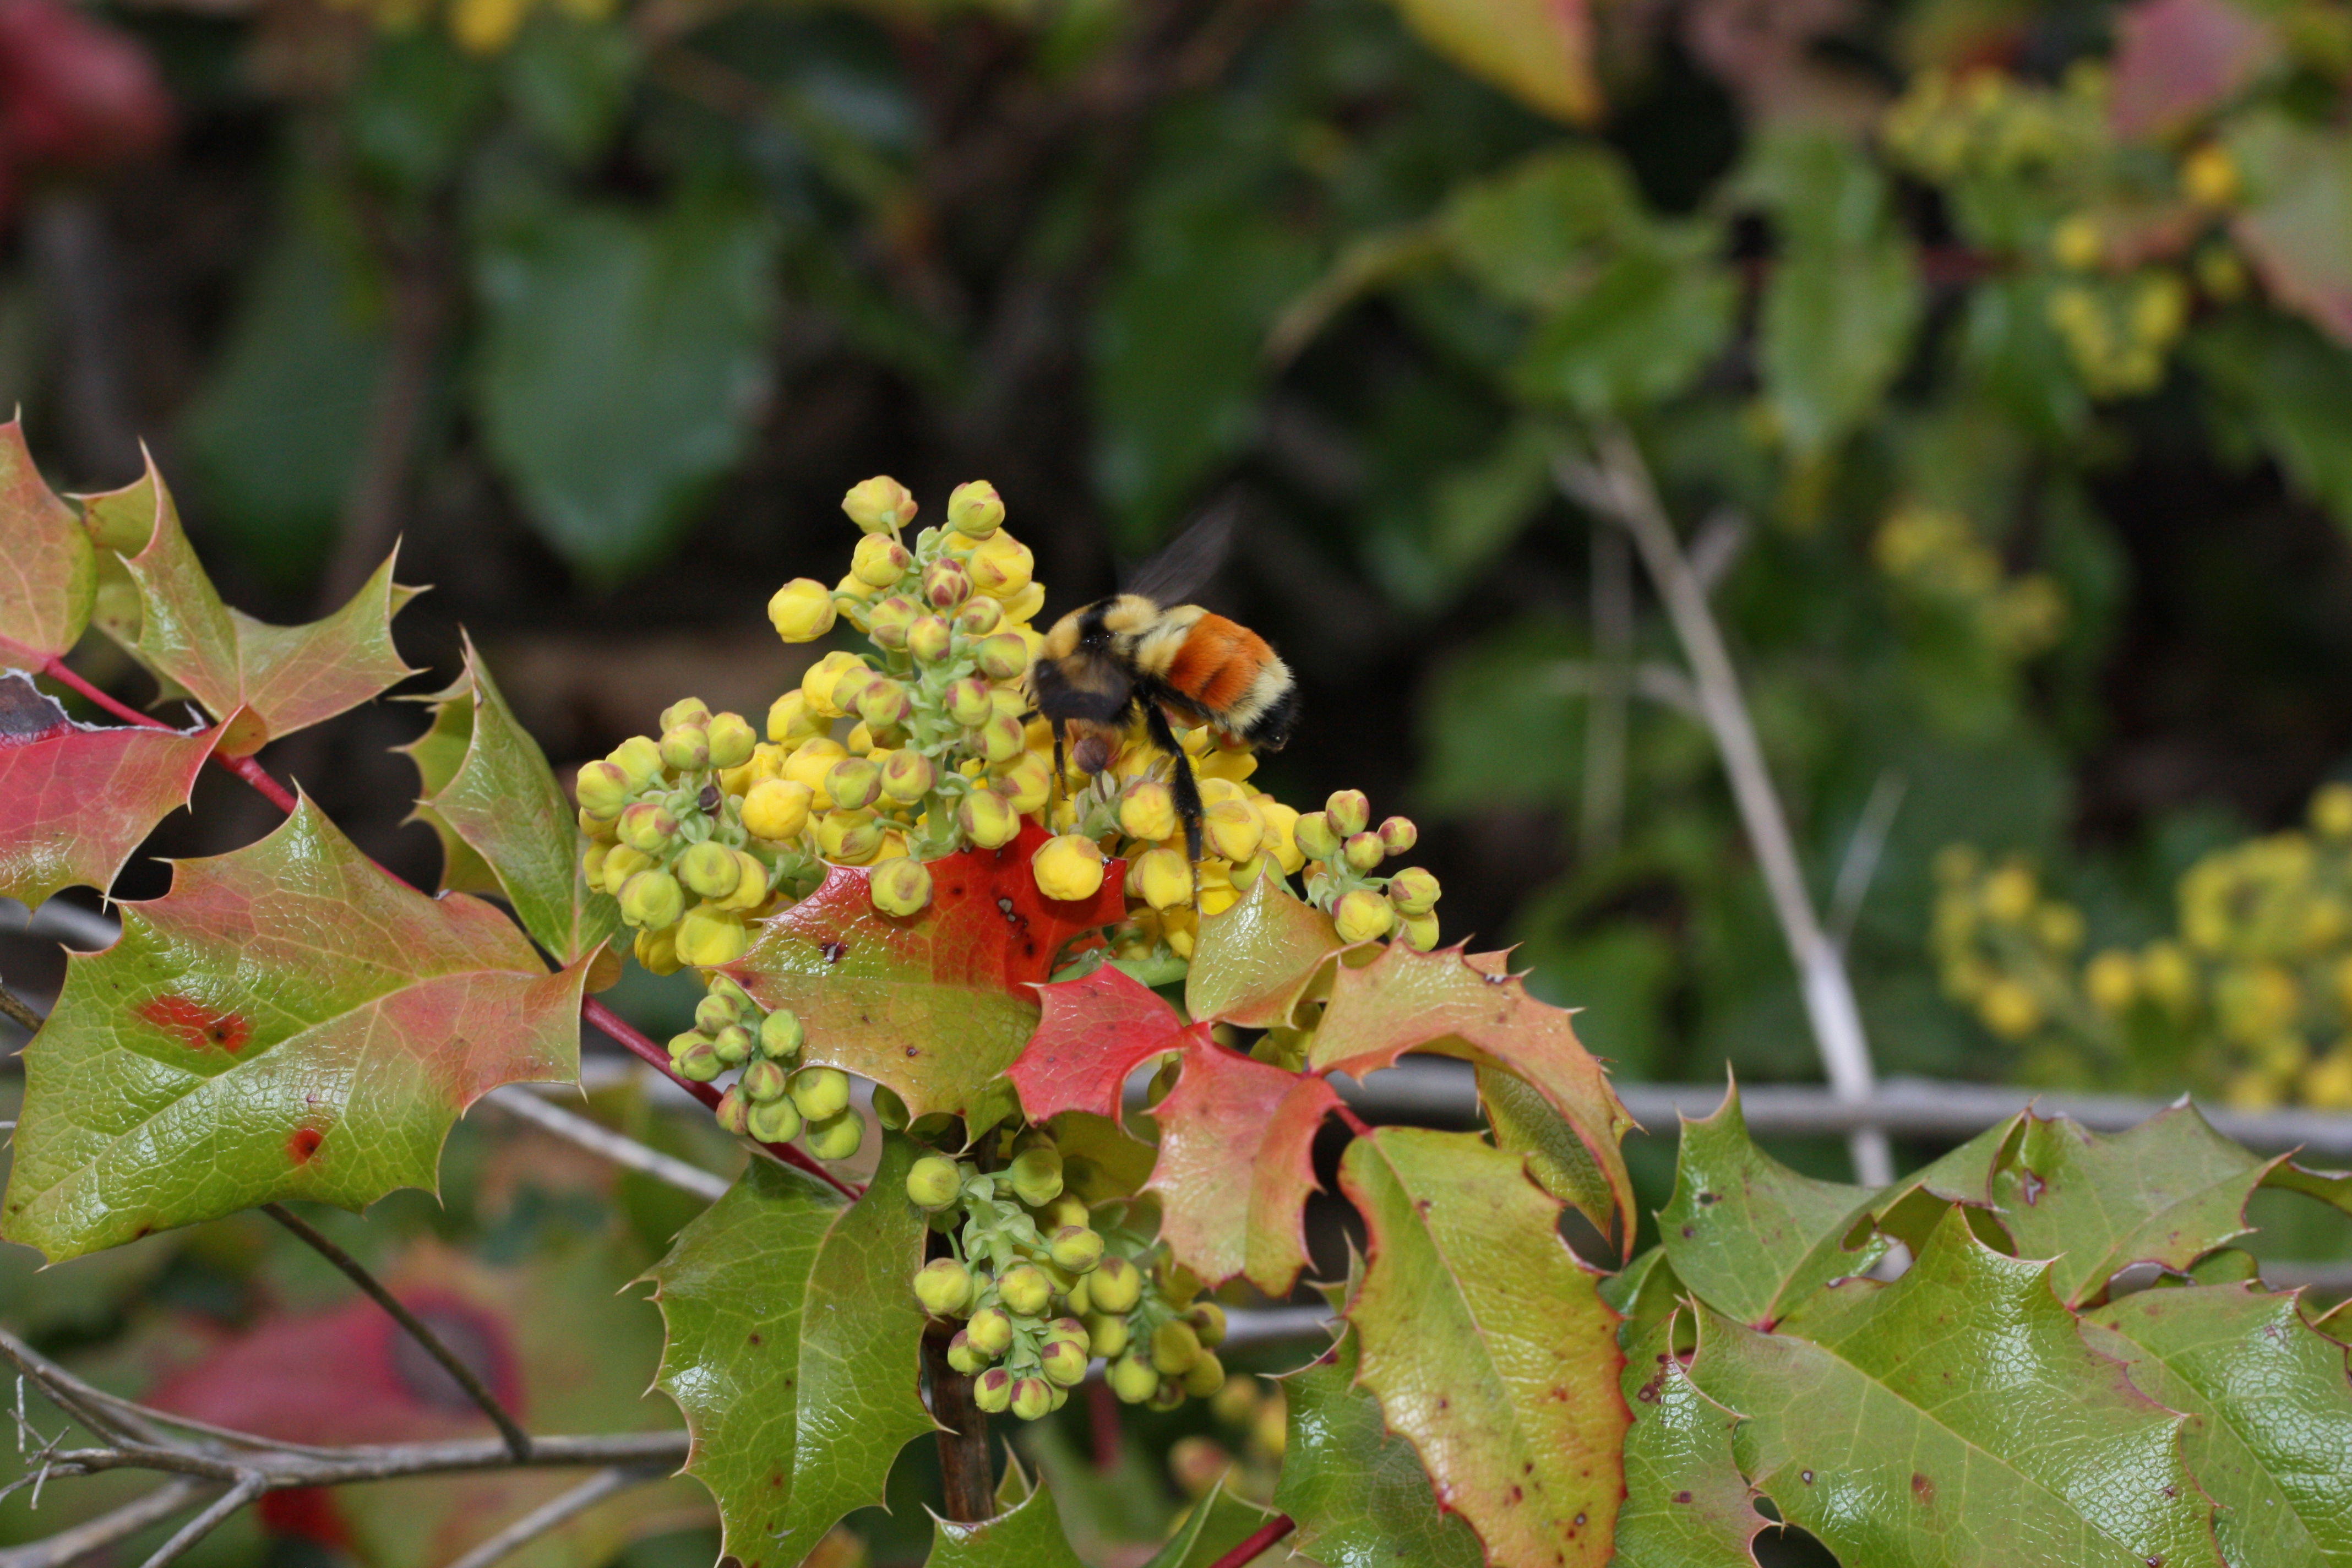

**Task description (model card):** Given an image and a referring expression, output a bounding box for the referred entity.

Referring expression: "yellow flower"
[2139,940,2198,1012]
[968,533,1035,598]
[450,0,527,53]
[2215,963,2297,1046]
[1160,905,1199,959]
[769,579,837,643]
[714,851,772,912]
[948,480,1005,538]
[2180,143,2238,208]
[2035,903,2084,954]
[1333,889,1395,944]
[2084,948,2137,1013]
[677,905,750,967]
[743,778,814,842]
[1258,800,1304,873]
[1129,847,1194,911]
[2302,1047,2352,1110]
[2312,782,2352,840]
[2051,213,2103,271]
[783,739,850,808]
[1980,864,2037,924]
[843,475,917,534]
[803,652,872,719]
[1977,978,2043,1039]
[1033,834,1107,901]
[1196,859,1238,917]
[2222,1068,2283,1112]
[1120,781,1179,845]
[634,926,683,976]
[1002,581,1047,625]
[1202,798,1263,863]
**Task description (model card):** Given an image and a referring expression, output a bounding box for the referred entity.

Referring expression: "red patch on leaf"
[1010,965,1205,1125]
[2108,0,2274,140]
[137,993,251,1053]
[1147,1037,1340,1295]
[287,1127,324,1164]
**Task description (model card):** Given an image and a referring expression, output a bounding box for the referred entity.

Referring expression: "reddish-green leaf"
[2108,0,2277,140]
[1339,1126,1626,1568]
[1310,944,1634,1245]
[1691,1206,2222,1568]
[1185,875,1338,1028]
[1615,1313,1766,1568]
[397,635,620,965]
[0,421,93,665]
[2227,114,2352,348]
[2085,1284,2352,1568]
[644,1136,931,1568]
[1009,964,1202,1125]
[78,459,420,755]
[1147,1038,1338,1296]
[2,797,586,1260]
[722,825,1124,1125]
[1376,0,1600,126]
[0,672,220,908]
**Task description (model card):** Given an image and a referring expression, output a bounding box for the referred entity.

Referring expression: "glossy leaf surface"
[922,1481,1087,1568]
[1009,963,1201,1126]
[3,798,585,1259]
[644,1137,930,1568]
[1146,1038,1338,1295]
[1614,1314,1765,1568]
[0,420,93,665]
[1184,875,1338,1028]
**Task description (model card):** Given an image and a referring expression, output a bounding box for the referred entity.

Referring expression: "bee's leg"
[1050,720,1069,821]
[1142,701,1205,881]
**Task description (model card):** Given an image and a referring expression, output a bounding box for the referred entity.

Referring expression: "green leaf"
[2225,113,2352,347]
[645,1136,932,1568]
[473,192,778,581]
[1142,1484,1276,1568]
[79,458,420,756]
[1338,1126,1625,1567]
[1375,0,1600,124]
[396,635,620,965]
[1615,1313,1765,1568]
[1657,1080,1891,1329]
[923,1482,1088,1568]
[0,419,93,665]
[2085,1283,2352,1568]
[1512,237,1735,416]
[1478,1064,1614,1222]
[1185,875,1338,1028]
[0,673,220,909]
[1438,148,1645,309]
[1273,1326,1485,1568]
[2189,311,2352,533]
[2,797,585,1260]
[1691,1206,2220,1568]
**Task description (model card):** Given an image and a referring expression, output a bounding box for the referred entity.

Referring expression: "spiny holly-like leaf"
[1338,1126,1625,1567]
[1147,1038,1339,1297]
[1142,1483,1277,1568]
[1986,1104,2274,1308]
[1273,1327,1486,1568]
[1479,1065,1616,1220]
[1310,943,1634,1246]
[923,1480,1088,1568]
[396,635,620,965]
[1185,875,1338,1028]
[1614,1313,1765,1568]
[78,458,420,756]
[2085,1284,2352,1568]
[1009,963,1203,1126]
[0,421,93,664]
[1376,0,1599,126]
[2227,115,2352,349]
[1691,1206,2222,1568]
[723,825,1125,1125]
[2,797,585,1260]
[1659,1081,1891,1329]
[2109,0,2278,141]
[151,1238,700,1568]
[1600,1245,1686,1348]
[0,672,220,908]
[643,1136,930,1568]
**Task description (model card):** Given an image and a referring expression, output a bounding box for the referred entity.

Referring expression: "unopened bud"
[711,1025,754,1065]
[1151,1319,1202,1375]
[1048,1226,1103,1273]
[1129,847,1194,911]
[914,1257,976,1317]
[1325,791,1370,836]
[661,698,713,733]
[1401,911,1442,951]
[1344,831,1384,872]
[1182,1352,1225,1398]
[907,616,952,663]
[678,841,743,900]
[1108,1355,1158,1404]
[878,749,936,803]
[944,678,993,728]
[766,691,821,746]
[575,761,630,819]
[867,595,919,650]
[1387,866,1440,916]
[789,1065,852,1121]
[1088,1255,1142,1314]
[1086,1313,1130,1359]
[742,779,813,842]
[956,596,1003,635]
[842,475,917,534]
[745,1096,802,1144]
[695,992,742,1034]
[706,713,758,771]
[1377,815,1417,854]
[759,1008,805,1059]
[1119,781,1179,843]
[1040,1338,1088,1387]
[661,725,711,774]
[714,1087,750,1136]
[608,736,665,790]
[1205,800,1264,863]
[923,559,972,609]
[769,578,839,642]
[1185,1301,1228,1348]
[967,1307,1015,1358]
[1295,811,1340,860]
[947,479,1005,538]
[999,1262,1053,1318]
[852,532,913,587]
[1010,1375,1053,1422]
[619,870,685,930]
[871,856,934,918]
[741,1058,790,1104]
[945,1331,986,1374]
[1007,1146,1065,1208]
[906,1154,962,1210]
[1333,889,1396,944]
[676,1037,723,1082]
[973,634,1028,682]
[1032,834,1105,902]
[967,534,1033,598]
[826,756,883,812]
[961,788,1022,849]
[804,1110,864,1160]
[676,905,750,967]
[618,802,679,854]
[816,808,885,863]
[976,714,1026,764]
[999,753,1052,813]
[854,678,910,729]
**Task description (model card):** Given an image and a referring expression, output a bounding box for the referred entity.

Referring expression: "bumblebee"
[1027,513,1299,863]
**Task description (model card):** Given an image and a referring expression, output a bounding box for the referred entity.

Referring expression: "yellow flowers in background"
[1933,783,2352,1109]
[1874,504,2068,662]
[328,0,613,55]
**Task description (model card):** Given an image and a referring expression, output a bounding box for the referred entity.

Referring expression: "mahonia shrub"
[1,434,2348,1567]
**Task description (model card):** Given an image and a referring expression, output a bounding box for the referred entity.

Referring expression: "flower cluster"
[904,1140,1226,1420]
[1931,784,2352,1109]
[1872,503,2067,663]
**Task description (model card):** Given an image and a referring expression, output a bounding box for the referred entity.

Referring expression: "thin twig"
[1543,660,1703,717]
[0,1477,217,1568]
[0,1331,162,1449]
[486,1087,729,1202]
[441,1465,665,1568]
[132,1473,262,1568]
[1,896,121,951]
[31,1431,688,1488]
[260,1204,532,1461]
[1560,429,1892,1185]
[1582,527,1633,861]
[1828,770,1908,953]
[36,658,297,814]
[0,983,42,1035]
[1206,1514,1295,1568]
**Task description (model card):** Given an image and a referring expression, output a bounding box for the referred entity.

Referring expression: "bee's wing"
[1121,502,1237,605]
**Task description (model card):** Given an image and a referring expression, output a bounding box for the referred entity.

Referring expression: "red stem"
[41,656,298,813]
[1087,1378,1121,1473]
[1334,1101,1374,1139]
[1206,1515,1294,1568]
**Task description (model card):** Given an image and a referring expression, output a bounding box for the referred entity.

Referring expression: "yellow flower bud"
[1401,912,1441,950]
[677,905,750,967]
[1034,834,1106,901]
[872,856,935,917]
[769,578,838,642]
[843,475,917,534]
[703,712,756,771]
[962,788,1022,849]
[988,684,1026,720]
[2085,948,2137,1013]
[582,841,612,890]
[973,633,1028,682]
[601,843,652,885]
[1001,581,1047,626]
[967,533,1033,598]
[1333,889,1395,944]
[661,698,712,732]
[660,725,710,773]
[1325,790,1370,836]
[783,739,850,808]
[743,778,814,842]
[607,735,663,791]
[948,479,1005,538]
[1119,780,1179,844]
[575,760,630,820]
[923,559,973,610]
[956,596,1003,636]
[635,925,682,974]
[678,841,743,901]
[998,753,1052,814]
[879,749,937,803]
[619,801,679,854]
[1387,866,1440,916]
[620,869,686,930]
[828,756,884,811]
[854,677,911,730]
[1204,798,1263,863]
[2304,1047,2352,1110]
[2311,783,2352,840]
[715,850,772,912]
[2051,213,2103,271]
[976,714,1027,764]
[1377,816,1417,855]
[1980,864,2037,924]
[1343,831,1384,872]
[2035,903,2085,954]
[1129,847,1194,910]
[818,808,886,864]
[852,532,913,587]
[2131,272,2186,349]
[1977,978,2043,1039]
[2181,143,2238,208]
[767,691,821,745]
[1196,860,1239,917]
[1258,801,1304,873]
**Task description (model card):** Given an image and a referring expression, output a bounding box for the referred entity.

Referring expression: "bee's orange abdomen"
[1165,614,1270,720]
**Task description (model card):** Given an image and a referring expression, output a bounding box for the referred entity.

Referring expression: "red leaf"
[0,0,170,171]
[0,671,219,907]
[1009,965,1202,1125]
[0,420,92,665]
[2108,0,2275,141]
[1147,1039,1340,1296]
[724,823,1126,1124]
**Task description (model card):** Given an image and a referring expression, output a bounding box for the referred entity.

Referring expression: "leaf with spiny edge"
[922,1479,1088,1568]
[1479,1065,1620,1232]
[1185,874,1340,1028]
[2,796,586,1260]
[723,824,1125,1127]
[1009,963,1202,1126]
[1614,1311,1766,1568]
[643,1136,932,1568]
[1310,943,1635,1248]
[1141,1482,1278,1568]
[1145,1036,1340,1297]
[0,672,222,909]
[77,456,421,756]
[2084,1282,2352,1568]
[395,635,620,965]
[1272,1326,1486,1568]
[1658,1079,1891,1329]
[1338,1126,1626,1567]
[1690,1205,2223,1568]
[0,420,93,665]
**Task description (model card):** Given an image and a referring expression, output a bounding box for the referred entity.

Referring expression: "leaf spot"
[138,994,252,1053]
[1911,1472,1934,1505]
[1800,1470,1815,1484]
[822,941,848,965]
[287,1128,324,1164]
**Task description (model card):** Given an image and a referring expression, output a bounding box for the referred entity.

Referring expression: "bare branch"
[133,1473,262,1568]
[443,1466,668,1568]
[0,1331,164,1449]
[0,1478,217,1568]
[260,1204,533,1461]
[1581,527,1633,861]
[1559,429,1892,1185]
[1829,770,1908,952]
[32,1430,688,1490]
[487,1087,730,1202]
[0,982,43,1035]
[1541,661,1703,717]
